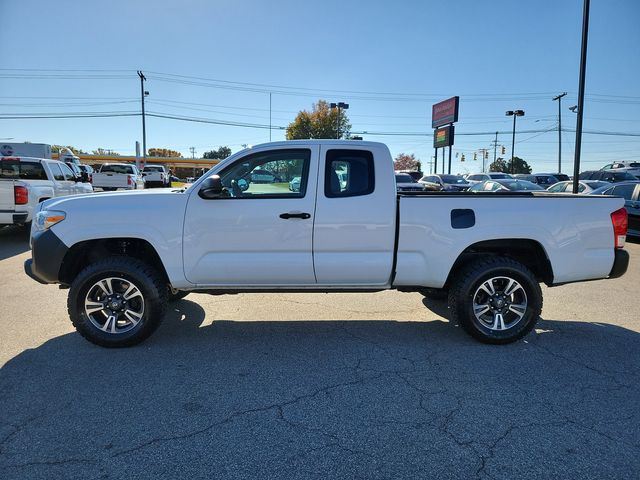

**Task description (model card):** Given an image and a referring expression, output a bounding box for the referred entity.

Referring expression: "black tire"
[447,256,542,345]
[418,287,448,300]
[68,257,168,347]
[102,187,116,192]
[168,288,189,302]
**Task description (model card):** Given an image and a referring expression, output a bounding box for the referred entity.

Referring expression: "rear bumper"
[609,249,629,279]
[0,211,29,225]
[24,229,69,284]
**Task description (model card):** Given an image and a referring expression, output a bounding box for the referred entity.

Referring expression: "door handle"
[279,212,311,220]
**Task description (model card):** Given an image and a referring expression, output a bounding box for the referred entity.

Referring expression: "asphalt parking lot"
[0,225,638,479]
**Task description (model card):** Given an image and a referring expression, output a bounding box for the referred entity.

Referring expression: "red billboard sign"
[431,96,459,128]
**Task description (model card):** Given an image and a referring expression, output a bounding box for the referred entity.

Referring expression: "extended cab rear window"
[101,165,134,174]
[325,150,374,198]
[0,160,47,180]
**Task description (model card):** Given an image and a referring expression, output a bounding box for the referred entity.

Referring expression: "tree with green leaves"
[52,145,87,155]
[203,146,232,160]
[286,100,351,140]
[92,148,120,156]
[488,156,532,174]
[148,148,182,158]
[394,153,421,171]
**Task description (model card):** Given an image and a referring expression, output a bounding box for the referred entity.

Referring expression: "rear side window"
[0,160,47,180]
[59,162,76,180]
[50,163,65,181]
[101,165,134,174]
[611,184,636,200]
[325,149,374,198]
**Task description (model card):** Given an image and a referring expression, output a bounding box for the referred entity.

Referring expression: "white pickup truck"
[1,156,93,227]
[142,164,171,188]
[92,163,144,191]
[24,140,630,347]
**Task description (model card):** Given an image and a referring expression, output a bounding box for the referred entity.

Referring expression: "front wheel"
[448,257,542,344]
[68,257,168,347]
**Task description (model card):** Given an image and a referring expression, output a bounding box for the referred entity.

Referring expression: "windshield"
[440,175,466,184]
[0,160,47,180]
[489,173,512,179]
[395,174,414,183]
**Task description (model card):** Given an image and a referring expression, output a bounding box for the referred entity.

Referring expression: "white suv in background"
[465,172,514,185]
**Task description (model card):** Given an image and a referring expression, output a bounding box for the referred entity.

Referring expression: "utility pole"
[137,71,148,163]
[573,0,590,194]
[553,92,567,173]
[479,148,490,173]
[428,157,435,174]
[491,131,499,170]
[190,147,196,159]
[505,110,525,174]
[269,92,272,142]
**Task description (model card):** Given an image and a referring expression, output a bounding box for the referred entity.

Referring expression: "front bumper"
[608,249,629,279]
[24,229,69,284]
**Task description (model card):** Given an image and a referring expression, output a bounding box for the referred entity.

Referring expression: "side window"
[59,163,76,180]
[50,163,65,181]
[602,164,613,170]
[218,149,310,198]
[611,184,636,201]
[325,149,375,198]
[548,183,564,193]
[577,183,586,193]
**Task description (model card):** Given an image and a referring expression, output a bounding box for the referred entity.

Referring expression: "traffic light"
[461,154,465,162]
[473,153,477,161]
[501,146,506,155]
[484,151,489,159]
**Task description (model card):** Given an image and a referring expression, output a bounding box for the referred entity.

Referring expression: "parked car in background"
[418,174,470,191]
[513,173,562,187]
[92,163,145,191]
[394,173,425,192]
[468,179,545,192]
[579,170,637,183]
[600,161,640,178]
[250,168,277,183]
[465,172,514,185]
[1,156,92,226]
[395,170,423,182]
[547,180,609,194]
[590,181,640,237]
[289,176,301,192]
[78,164,94,183]
[142,164,171,188]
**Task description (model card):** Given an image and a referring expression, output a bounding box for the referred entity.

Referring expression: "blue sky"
[1,0,639,174]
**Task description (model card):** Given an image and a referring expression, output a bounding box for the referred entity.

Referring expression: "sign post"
[431,97,460,175]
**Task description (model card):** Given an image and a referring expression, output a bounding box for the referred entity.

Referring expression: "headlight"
[34,210,66,231]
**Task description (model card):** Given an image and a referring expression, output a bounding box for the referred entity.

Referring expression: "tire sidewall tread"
[447,256,543,345]
[67,256,168,347]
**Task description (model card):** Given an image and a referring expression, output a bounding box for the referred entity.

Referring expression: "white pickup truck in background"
[142,164,171,188]
[92,163,145,191]
[1,156,93,226]
[24,140,630,348]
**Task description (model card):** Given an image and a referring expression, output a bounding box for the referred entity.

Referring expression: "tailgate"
[0,180,16,211]
[94,173,128,187]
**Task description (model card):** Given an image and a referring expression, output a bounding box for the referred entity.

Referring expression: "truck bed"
[394,193,623,288]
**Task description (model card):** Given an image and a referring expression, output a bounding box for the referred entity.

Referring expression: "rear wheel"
[68,257,167,347]
[448,257,542,344]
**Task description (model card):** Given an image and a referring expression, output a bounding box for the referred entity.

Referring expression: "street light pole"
[137,70,148,163]
[505,110,525,174]
[553,92,567,173]
[573,0,590,194]
[330,102,349,139]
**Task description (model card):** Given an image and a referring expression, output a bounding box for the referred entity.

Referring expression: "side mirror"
[198,175,225,199]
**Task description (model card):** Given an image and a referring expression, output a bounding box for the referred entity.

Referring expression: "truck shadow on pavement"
[1,299,639,479]
[0,226,30,261]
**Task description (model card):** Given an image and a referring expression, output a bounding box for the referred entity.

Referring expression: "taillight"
[14,185,28,205]
[611,207,628,249]
[127,176,133,185]
[88,174,93,183]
